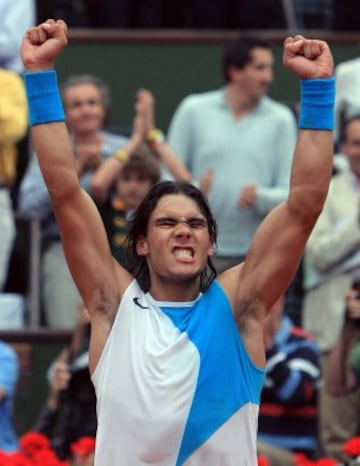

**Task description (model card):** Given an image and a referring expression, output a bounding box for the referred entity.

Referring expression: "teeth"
[174,249,192,258]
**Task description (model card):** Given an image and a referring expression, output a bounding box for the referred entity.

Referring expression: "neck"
[224,84,259,118]
[149,276,202,302]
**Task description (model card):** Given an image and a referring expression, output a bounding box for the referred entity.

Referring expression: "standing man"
[21,20,334,465]
[167,36,297,273]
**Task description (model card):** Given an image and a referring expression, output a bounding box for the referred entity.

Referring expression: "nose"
[174,220,192,237]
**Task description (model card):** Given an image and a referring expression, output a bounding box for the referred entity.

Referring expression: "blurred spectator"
[0,340,19,453]
[32,305,96,461]
[324,287,360,464]
[0,0,35,73]
[257,295,321,463]
[0,70,27,291]
[334,57,360,148]
[101,149,161,267]
[325,287,360,397]
[167,36,297,271]
[303,115,360,461]
[18,74,128,329]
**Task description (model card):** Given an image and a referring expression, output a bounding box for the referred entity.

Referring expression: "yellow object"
[146,129,164,149]
[0,70,28,186]
[113,149,129,164]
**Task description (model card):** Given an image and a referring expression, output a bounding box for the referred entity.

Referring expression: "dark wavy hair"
[126,180,218,292]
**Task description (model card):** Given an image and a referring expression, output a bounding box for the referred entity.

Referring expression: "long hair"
[126,180,218,292]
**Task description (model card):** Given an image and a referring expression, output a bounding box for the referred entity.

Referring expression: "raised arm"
[21,20,129,322]
[220,36,335,329]
[137,89,192,181]
[91,112,144,203]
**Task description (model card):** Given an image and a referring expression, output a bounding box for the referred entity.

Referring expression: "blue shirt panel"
[160,280,265,464]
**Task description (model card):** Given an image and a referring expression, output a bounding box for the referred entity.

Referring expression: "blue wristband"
[298,77,335,130]
[23,70,66,126]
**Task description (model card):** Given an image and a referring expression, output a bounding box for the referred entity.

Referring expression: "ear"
[136,236,149,256]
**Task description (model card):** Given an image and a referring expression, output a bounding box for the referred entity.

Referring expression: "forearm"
[288,79,335,223]
[289,129,333,217]
[18,161,55,220]
[24,69,80,203]
[91,135,142,202]
[32,122,80,201]
[153,142,191,181]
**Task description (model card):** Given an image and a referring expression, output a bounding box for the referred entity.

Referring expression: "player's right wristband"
[23,70,66,126]
[298,77,335,130]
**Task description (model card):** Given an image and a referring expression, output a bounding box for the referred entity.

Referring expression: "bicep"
[239,202,310,313]
[52,187,121,313]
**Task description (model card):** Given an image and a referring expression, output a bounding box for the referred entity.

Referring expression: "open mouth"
[172,247,194,259]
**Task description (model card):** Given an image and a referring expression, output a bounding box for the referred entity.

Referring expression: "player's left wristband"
[23,70,66,126]
[298,77,335,131]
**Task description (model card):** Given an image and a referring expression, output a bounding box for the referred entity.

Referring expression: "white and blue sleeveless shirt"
[92,279,265,465]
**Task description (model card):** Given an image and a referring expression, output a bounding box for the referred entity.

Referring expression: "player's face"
[63,83,106,135]
[136,194,214,295]
[231,47,274,99]
[343,119,360,178]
